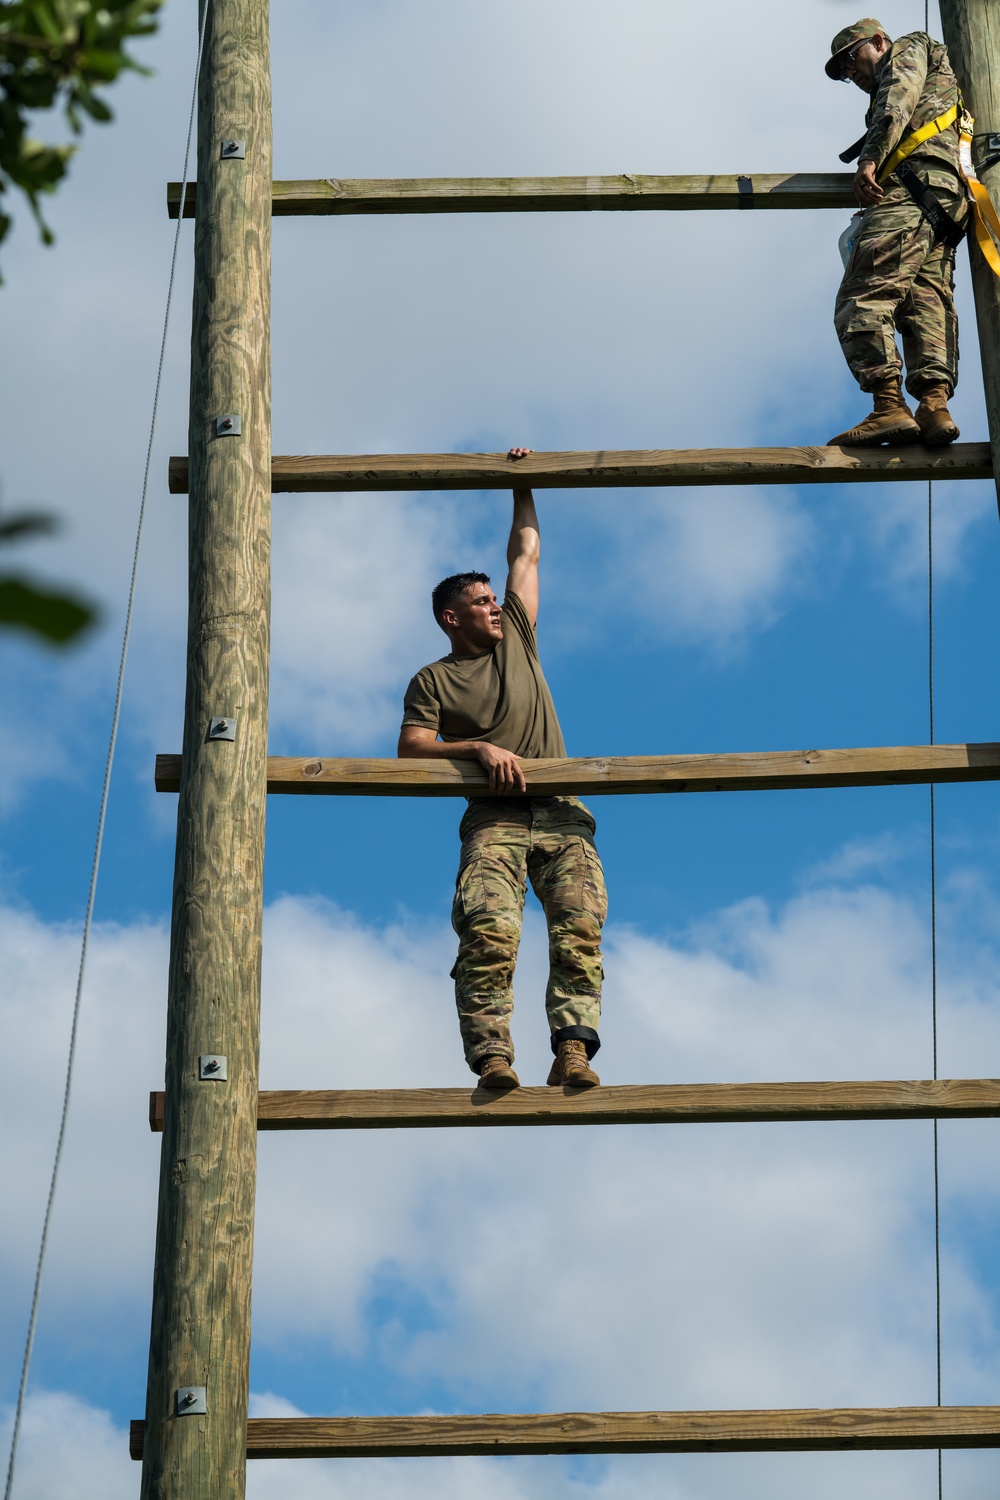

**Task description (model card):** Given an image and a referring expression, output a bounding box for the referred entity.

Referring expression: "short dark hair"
[432,571,491,628]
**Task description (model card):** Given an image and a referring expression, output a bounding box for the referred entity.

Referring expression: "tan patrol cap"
[825,18,887,79]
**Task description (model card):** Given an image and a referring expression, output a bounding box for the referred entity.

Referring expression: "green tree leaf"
[0,509,57,541]
[0,573,97,642]
[0,0,162,262]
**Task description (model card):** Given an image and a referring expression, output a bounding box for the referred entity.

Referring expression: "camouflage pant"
[450,796,607,1071]
[834,181,967,396]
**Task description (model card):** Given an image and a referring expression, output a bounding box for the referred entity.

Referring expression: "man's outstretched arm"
[506,447,539,626]
[397,725,527,793]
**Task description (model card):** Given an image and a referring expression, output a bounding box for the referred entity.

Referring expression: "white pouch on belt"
[838,208,867,269]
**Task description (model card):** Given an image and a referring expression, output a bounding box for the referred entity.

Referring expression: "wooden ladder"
[134,2,1000,1494]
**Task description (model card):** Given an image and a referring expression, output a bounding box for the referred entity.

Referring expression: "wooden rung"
[129,1405,1000,1459]
[154,744,1000,798]
[148,1080,1000,1132]
[167,173,856,219]
[167,443,992,494]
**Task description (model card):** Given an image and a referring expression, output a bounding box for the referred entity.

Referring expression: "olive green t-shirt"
[401,588,567,759]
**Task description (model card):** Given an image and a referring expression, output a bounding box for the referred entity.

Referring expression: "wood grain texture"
[167,443,993,493]
[130,1405,1000,1459]
[147,1078,1000,1132]
[167,172,857,218]
[940,1,1000,514]
[140,0,271,1496]
[155,743,1000,798]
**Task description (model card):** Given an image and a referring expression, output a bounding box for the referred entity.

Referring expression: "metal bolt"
[175,1384,207,1415]
[203,1059,220,1073]
[220,417,232,429]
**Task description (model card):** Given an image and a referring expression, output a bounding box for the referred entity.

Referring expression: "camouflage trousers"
[450,796,607,1071]
[834,180,967,396]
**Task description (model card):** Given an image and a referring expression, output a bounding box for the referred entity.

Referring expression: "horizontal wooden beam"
[155,743,1000,798]
[147,1079,1000,1132]
[130,1405,1000,1459]
[167,173,857,219]
[167,443,992,494]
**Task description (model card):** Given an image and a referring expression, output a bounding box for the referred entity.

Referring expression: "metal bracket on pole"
[208,716,237,741]
[215,414,242,437]
[199,1055,228,1080]
[175,1387,207,1416]
[976,132,1000,174]
[221,139,246,159]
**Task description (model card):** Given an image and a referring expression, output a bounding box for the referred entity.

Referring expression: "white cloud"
[5,863,1000,1498]
[0,905,166,1339]
[0,1392,136,1500]
[601,488,813,648]
[245,880,1000,1417]
[4,0,985,811]
[267,495,461,750]
[5,8,1000,1500]
[802,831,911,885]
[849,480,996,603]
[615,885,935,1081]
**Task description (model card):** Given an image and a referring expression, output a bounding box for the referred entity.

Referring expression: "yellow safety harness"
[876,103,959,182]
[957,109,1000,277]
[873,99,1000,277]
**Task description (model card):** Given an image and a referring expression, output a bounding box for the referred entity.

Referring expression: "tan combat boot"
[914,383,960,446]
[478,1054,520,1089]
[546,1038,600,1089]
[827,376,920,447]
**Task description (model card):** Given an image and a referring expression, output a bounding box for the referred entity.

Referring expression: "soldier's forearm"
[507,488,539,568]
[511,486,538,528]
[399,735,493,761]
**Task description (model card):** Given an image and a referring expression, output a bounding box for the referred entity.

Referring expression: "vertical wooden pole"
[140,0,271,1491]
[939,0,1000,513]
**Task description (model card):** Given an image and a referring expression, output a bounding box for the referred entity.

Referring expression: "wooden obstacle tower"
[136,2,1000,1494]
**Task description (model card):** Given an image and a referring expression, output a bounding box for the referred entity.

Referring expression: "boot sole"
[918,425,960,447]
[478,1072,520,1090]
[828,424,921,448]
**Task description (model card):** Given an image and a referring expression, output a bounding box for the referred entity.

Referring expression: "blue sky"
[4,1,1000,1496]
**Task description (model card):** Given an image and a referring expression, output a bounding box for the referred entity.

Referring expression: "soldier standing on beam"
[398,449,606,1092]
[827,18,967,448]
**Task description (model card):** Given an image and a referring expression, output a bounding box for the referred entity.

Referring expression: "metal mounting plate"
[175,1386,207,1415]
[976,132,1000,173]
[208,716,237,741]
[215,414,241,437]
[199,1055,227,1080]
[221,139,246,159]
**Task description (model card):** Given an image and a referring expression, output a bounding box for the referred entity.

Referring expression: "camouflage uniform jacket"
[857,32,962,203]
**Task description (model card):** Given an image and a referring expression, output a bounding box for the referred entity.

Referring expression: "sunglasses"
[840,38,873,80]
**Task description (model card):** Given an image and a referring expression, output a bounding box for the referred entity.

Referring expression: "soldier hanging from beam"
[398,449,606,1092]
[827,17,967,448]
